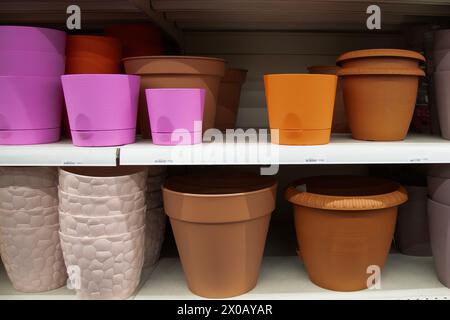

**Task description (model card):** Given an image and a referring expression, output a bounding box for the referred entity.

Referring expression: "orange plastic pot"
[308,66,349,133]
[124,56,226,138]
[215,68,248,130]
[264,74,337,145]
[285,176,407,292]
[162,172,277,298]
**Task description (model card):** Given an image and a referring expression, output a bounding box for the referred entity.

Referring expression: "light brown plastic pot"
[308,65,349,133]
[215,68,247,130]
[162,172,277,298]
[123,56,226,138]
[285,175,407,292]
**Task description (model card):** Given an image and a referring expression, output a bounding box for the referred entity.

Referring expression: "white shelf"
[119,134,450,166]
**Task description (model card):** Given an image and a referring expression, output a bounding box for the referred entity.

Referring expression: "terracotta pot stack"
[337,49,426,141]
[0,167,66,292]
[433,30,450,140]
[58,167,148,299]
[285,175,408,291]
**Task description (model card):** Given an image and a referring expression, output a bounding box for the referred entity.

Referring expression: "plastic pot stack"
[58,167,147,299]
[0,167,66,292]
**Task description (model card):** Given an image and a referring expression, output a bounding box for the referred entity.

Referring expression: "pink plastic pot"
[0,51,65,76]
[145,88,205,145]
[61,74,140,147]
[0,26,66,55]
[0,76,63,145]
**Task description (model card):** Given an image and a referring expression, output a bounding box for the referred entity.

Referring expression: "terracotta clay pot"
[285,175,407,291]
[123,56,226,138]
[215,68,247,130]
[162,172,277,298]
[264,74,337,145]
[308,66,349,133]
[434,71,450,139]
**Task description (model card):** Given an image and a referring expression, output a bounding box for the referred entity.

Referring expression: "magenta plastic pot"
[434,71,450,140]
[434,49,450,71]
[0,26,66,55]
[61,74,140,147]
[0,76,62,145]
[145,88,205,145]
[0,50,65,76]
[427,198,450,287]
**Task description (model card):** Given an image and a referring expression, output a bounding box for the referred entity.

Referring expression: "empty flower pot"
[308,65,349,133]
[0,167,57,188]
[0,186,58,211]
[61,74,140,146]
[0,76,63,145]
[215,68,248,131]
[427,198,450,287]
[0,50,65,76]
[264,74,337,145]
[123,56,226,138]
[337,49,425,70]
[435,29,450,51]
[434,71,450,140]
[59,226,145,299]
[143,207,166,268]
[0,206,58,229]
[145,88,205,145]
[0,223,66,292]
[433,49,450,71]
[395,185,432,256]
[162,172,277,298]
[285,175,407,291]
[0,26,66,55]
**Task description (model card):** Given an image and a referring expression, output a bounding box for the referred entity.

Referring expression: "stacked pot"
[433,30,450,140]
[427,165,450,288]
[58,167,148,299]
[337,49,426,141]
[0,26,65,145]
[0,167,66,292]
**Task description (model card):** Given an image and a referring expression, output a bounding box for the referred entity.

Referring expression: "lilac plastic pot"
[427,198,450,287]
[145,88,205,145]
[433,49,450,71]
[0,26,66,55]
[0,51,65,76]
[0,76,63,145]
[61,74,140,147]
[434,29,450,51]
[427,175,450,206]
[434,71,450,140]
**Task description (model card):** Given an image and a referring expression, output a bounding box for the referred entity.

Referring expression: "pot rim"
[336,49,426,65]
[122,55,226,63]
[264,73,337,79]
[61,74,140,80]
[59,225,144,241]
[0,25,65,34]
[337,67,425,77]
[162,183,276,199]
[58,187,146,200]
[59,166,147,180]
[58,205,147,219]
[428,197,450,210]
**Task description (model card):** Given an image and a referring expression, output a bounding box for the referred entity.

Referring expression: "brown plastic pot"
[337,49,425,70]
[162,172,277,298]
[285,175,407,292]
[123,56,226,138]
[215,68,247,130]
[308,65,349,133]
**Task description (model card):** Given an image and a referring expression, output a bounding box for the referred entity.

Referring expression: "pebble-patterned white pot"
[0,223,67,292]
[58,189,146,216]
[59,206,146,237]
[0,186,58,211]
[59,226,145,300]
[147,174,166,193]
[0,206,58,228]
[147,166,167,177]
[146,190,163,209]
[59,167,148,197]
[0,167,57,188]
[143,207,166,267]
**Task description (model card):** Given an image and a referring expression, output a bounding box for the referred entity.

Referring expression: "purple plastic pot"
[434,49,450,72]
[0,76,62,145]
[0,26,66,55]
[435,71,450,140]
[427,198,450,288]
[61,74,140,147]
[427,175,450,206]
[435,29,450,51]
[0,51,65,76]
[145,88,205,145]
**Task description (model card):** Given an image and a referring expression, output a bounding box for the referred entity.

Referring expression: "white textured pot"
[0,167,57,188]
[143,207,166,267]
[0,206,58,228]
[0,186,58,211]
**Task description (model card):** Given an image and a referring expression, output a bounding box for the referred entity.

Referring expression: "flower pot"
[0,186,58,211]
[143,207,166,267]
[61,74,140,146]
[0,167,57,188]
[264,74,337,145]
[123,56,226,138]
[285,175,407,291]
[0,223,66,292]
[59,226,145,299]
[66,35,122,61]
[215,68,248,131]
[0,76,63,145]
[427,198,450,287]
[434,29,450,51]
[59,167,147,197]
[395,185,432,256]
[427,175,450,206]
[65,56,121,74]
[0,206,58,228]
[105,23,164,58]
[145,88,205,145]
[434,71,450,140]
[433,49,450,71]
[0,26,66,55]
[59,189,146,216]
[162,172,277,298]
[307,65,349,133]
[0,50,65,76]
